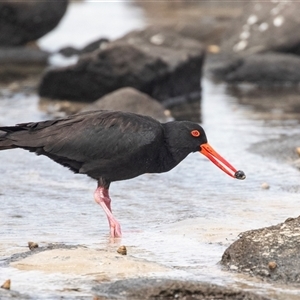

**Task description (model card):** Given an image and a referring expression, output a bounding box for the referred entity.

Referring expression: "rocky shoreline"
[1,1,300,299]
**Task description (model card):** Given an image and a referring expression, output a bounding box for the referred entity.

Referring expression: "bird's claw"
[109,222,122,238]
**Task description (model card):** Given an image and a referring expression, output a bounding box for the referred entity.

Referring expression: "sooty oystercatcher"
[0,110,245,237]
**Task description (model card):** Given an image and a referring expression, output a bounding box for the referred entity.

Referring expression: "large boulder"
[38,27,205,105]
[220,1,300,55]
[81,87,171,122]
[0,0,68,46]
[222,216,300,284]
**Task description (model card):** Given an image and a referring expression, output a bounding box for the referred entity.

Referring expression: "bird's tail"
[0,126,22,150]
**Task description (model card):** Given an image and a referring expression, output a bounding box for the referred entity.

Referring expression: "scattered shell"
[117,245,127,255]
[240,31,250,40]
[273,15,284,27]
[296,147,300,156]
[1,279,11,290]
[259,23,269,32]
[233,40,248,52]
[247,15,258,25]
[268,261,277,270]
[261,182,270,189]
[28,241,39,250]
[150,34,165,45]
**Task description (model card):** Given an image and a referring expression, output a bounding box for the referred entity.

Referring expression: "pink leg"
[94,186,122,238]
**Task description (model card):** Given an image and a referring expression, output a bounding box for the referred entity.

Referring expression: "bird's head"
[165,121,246,180]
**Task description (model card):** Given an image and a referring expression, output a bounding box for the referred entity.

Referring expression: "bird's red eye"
[191,130,200,137]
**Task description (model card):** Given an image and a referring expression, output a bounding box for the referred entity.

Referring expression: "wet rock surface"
[227,85,300,175]
[222,216,300,284]
[249,133,300,184]
[209,1,300,84]
[81,87,171,122]
[220,1,300,55]
[58,38,109,57]
[38,27,204,106]
[0,47,49,81]
[0,1,68,46]
[250,134,300,167]
[208,52,300,84]
[93,278,271,300]
[135,2,243,46]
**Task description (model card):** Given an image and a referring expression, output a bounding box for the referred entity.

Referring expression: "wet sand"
[10,247,169,279]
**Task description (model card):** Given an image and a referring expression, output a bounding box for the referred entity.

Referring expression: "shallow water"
[1,1,300,299]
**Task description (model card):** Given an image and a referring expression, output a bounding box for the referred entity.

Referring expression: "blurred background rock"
[0,0,244,122]
[1,0,300,120]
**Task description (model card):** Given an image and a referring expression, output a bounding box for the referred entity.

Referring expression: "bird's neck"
[160,122,193,170]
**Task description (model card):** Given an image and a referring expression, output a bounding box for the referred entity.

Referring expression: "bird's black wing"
[0,110,164,175]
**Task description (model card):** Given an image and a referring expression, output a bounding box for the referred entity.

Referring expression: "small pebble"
[117,245,127,255]
[261,182,270,189]
[28,241,39,250]
[268,261,277,270]
[207,45,220,53]
[1,279,11,290]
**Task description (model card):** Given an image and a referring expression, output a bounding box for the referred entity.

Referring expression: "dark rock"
[39,43,167,102]
[93,278,271,300]
[38,27,205,106]
[222,216,300,284]
[58,46,80,57]
[0,47,49,81]
[220,1,300,55]
[81,87,171,122]
[209,52,300,84]
[0,1,68,46]
[80,38,109,55]
[58,38,109,57]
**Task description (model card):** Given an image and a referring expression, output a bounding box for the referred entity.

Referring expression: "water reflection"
[227,84,300,122]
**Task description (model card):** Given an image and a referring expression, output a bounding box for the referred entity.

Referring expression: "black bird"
[0,110,245,237]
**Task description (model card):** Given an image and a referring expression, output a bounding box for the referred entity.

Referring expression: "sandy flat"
[10,247,170,281]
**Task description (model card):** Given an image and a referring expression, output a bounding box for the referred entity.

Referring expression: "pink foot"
[94,185,122,238]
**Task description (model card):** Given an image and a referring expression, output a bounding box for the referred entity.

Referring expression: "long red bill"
[200,143,246,180]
